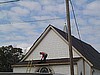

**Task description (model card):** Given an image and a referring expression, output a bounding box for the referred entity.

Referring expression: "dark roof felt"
[13,57,81,66]
[52,25,100,70]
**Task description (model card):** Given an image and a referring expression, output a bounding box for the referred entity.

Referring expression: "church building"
[12,25,100,75]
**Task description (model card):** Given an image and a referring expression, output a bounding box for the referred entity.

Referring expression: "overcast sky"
[0,0,100,53]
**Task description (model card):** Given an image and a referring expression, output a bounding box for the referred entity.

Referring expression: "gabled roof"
[52,25,100,70]
[21,25,100,70]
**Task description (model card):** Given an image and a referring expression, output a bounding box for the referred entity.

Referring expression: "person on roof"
[40,52,48,62]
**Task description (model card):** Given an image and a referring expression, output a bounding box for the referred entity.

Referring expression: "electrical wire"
[69,0,81,40]
[0,0,20,4]
[70,0,86,54]
[0,17,66,24]
[22,17,66,23]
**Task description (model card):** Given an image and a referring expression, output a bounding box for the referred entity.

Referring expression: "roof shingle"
[52,25,100,70]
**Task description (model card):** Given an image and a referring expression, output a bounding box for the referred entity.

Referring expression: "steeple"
[63,23,68,33]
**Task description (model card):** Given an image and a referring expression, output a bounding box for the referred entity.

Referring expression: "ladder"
[26,60,33,73]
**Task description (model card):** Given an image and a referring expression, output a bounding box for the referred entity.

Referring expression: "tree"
[0,45,23,72]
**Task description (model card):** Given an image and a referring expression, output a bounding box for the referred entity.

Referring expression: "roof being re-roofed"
[52,25,100,70]
[20,25,100,70]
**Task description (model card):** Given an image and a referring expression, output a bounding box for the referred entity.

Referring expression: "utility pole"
[65,0,74,75]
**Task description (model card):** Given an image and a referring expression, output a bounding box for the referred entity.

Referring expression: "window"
[36,67,53,74]
[40,67,49,73]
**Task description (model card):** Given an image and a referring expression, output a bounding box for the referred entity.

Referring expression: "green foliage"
[0,45,23,72]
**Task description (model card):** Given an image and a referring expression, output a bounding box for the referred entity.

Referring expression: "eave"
[12,57,81,67]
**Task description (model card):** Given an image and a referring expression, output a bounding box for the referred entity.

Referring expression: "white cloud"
[88,18,100,26]
[74,0,87,6]
[39,0,63,6]
[42,3,65,15]
[10,7,30,16]
[39,0,52,5]
[0,24,14,32]
[18,1,41,11]
[32,15,59,20]
[12,23,32,29]
[11,23,40,37]
[0,10,7,19]
[7,11,24,23]
[16,43,32,50]
[5,35,26,41]
[83,1,100,16]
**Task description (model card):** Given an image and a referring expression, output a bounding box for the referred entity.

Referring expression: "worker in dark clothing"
[40,52,48,62]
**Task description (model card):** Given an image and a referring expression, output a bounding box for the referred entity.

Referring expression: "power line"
[70,0,86,55]
[0,17,66,24]
[0,0,20,4]
[23,17,66,23]
[70,0,81,40]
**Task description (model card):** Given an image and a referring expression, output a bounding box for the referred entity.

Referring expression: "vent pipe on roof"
[63,23,68,33]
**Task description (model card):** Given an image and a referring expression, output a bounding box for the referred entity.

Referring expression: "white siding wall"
[93,68,100,75]
[13,65,77,75]
[85,61,91,75]
[51,65,77,75]
[26,29,80,61]
[13,66,38,73]
[77,59,92,75]
[77,59,84,75]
